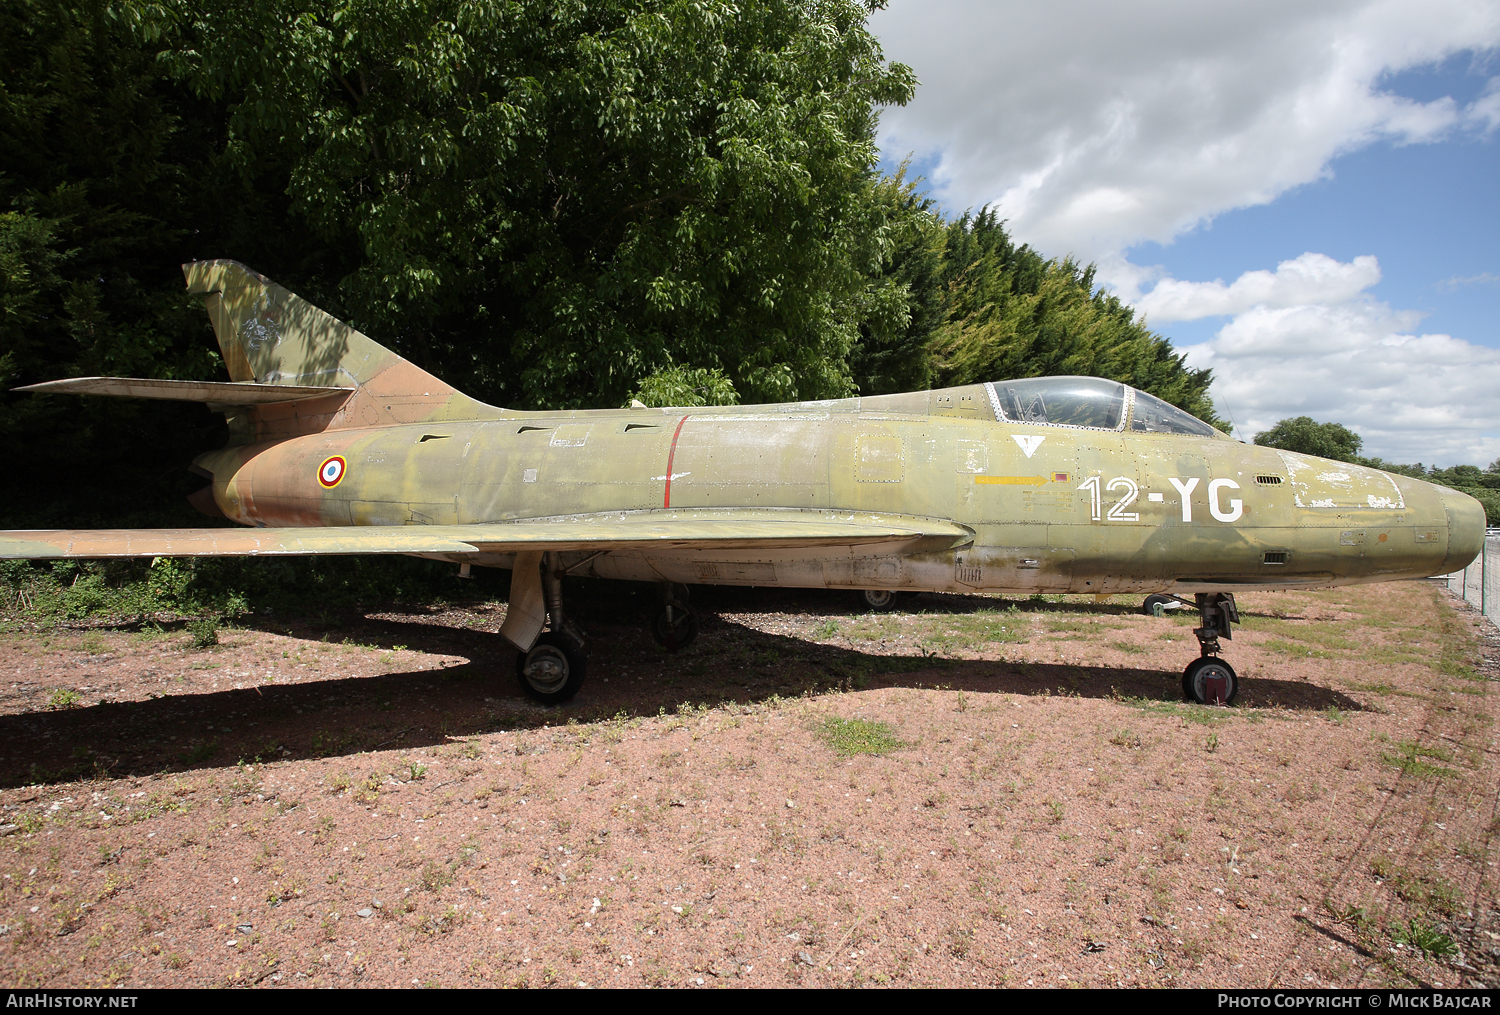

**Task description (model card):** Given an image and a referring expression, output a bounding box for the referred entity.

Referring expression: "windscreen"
[1129,390,1218,437]
[987,376,1125,430]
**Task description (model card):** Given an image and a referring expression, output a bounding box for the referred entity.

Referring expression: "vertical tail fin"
[183,260,505,436]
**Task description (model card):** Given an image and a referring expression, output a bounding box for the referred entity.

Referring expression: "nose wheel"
[1183,656,1238,705]
[1182,592,1240,705]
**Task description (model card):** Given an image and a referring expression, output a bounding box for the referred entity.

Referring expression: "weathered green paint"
[1,261,1485,614]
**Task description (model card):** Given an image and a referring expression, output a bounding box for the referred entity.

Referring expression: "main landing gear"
[506,552,590,705]
[857,589,919,612]
[1141,593,1186,617]
[1183,592,1239,706]
[652,583,698,651]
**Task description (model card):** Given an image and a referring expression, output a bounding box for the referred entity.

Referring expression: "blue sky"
[870,1,1500,465]
[1133,58,1500,351]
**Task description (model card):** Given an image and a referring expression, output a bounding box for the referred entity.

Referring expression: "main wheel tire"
[1142,593,1177,617]
[515,632,587,705]
[651,604,699,651]
[1182,656,1238,706]
[860,589,898,612]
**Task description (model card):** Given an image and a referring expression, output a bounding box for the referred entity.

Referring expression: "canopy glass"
[985,376,1217,436]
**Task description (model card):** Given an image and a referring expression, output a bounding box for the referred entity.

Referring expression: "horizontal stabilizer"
[0,510,973,560]
[14,377,350,405]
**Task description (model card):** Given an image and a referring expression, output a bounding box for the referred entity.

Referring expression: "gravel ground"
[0,579,1495,988]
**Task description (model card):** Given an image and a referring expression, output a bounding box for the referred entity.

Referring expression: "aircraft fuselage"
[195,386,1484,598]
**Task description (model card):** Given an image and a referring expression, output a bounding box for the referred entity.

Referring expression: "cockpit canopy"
[986,376,1218,437]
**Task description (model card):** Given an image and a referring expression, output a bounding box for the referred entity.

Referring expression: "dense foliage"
[929,211,1225,430]
[2,0,1223,556]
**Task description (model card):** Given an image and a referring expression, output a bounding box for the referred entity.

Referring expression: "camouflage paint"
[1,260,1485,615]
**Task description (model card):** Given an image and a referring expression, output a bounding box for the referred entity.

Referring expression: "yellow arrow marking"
[975,475,1049,487]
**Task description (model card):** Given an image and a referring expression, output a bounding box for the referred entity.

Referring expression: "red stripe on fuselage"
[663,415,690,508]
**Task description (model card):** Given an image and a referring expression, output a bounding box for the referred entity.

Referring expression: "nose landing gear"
[1183,592,1239,705]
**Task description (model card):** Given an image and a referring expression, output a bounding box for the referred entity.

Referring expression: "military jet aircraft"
[2,261,1485,706]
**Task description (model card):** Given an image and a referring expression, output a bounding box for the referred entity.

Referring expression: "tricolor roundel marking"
[317,455,347,489]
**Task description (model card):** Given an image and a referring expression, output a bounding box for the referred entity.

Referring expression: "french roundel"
[317,455,347,489]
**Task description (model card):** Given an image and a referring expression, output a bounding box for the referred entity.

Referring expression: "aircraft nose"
[1437,487,1486,574]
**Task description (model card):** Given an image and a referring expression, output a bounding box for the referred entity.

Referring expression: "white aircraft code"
[1080,475,1242,523]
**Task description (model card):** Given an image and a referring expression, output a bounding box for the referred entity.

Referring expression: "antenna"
[1216,387,1245,442]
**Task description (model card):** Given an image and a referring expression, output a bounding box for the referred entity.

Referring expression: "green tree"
[1428,464,1486,488]
[627,365,738,408]
[0,0,263,527]
[3,0,918,527]
[847,163,945,395]
[928,210,1224,429]
[135,0,917,409]
[1359,457,1428,479]
[1252,416,1364,462]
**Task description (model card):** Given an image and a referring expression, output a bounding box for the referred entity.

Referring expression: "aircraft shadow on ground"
[2,599,1370,787]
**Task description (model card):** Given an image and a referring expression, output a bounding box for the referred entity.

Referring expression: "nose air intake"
[1438,487,1486,575]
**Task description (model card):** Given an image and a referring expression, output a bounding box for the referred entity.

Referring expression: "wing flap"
[0,511,972,559]
[14,377,351,405]
[456,510,972,553]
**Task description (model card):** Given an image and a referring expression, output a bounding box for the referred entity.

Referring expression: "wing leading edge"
[13,377,351,405]
[0,510,974,560]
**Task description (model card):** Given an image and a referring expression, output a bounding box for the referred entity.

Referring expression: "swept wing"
[13,377,350,406]
[0,510,973,559]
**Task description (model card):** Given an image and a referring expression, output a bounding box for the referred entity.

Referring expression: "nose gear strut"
[1183,592,1239,705]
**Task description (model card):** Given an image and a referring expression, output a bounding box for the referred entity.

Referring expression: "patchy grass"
[1122,697,1234,726]
[187,617,220,649]
[47,687,82,710]
[1380,740,1461,780]
[1265,639,1334,659]
[818,717,906,757]
[1346,680,1426,699]
[1390,918,1458,958]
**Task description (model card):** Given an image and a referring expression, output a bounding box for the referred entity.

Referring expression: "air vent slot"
[1255,475,1284,485]
[418,434,450,442]
[1262,551,1289,565]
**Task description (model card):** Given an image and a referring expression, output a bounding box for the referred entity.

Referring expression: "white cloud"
[869,3,1500,465]
[1463,73,1500,132]
[1174,257,1500,465]
[1437,270,1500,290]
[1136,253,1382,322]
[871,0,1500,266]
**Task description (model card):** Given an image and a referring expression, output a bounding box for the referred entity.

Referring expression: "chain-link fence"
[1442,529,1500,628]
